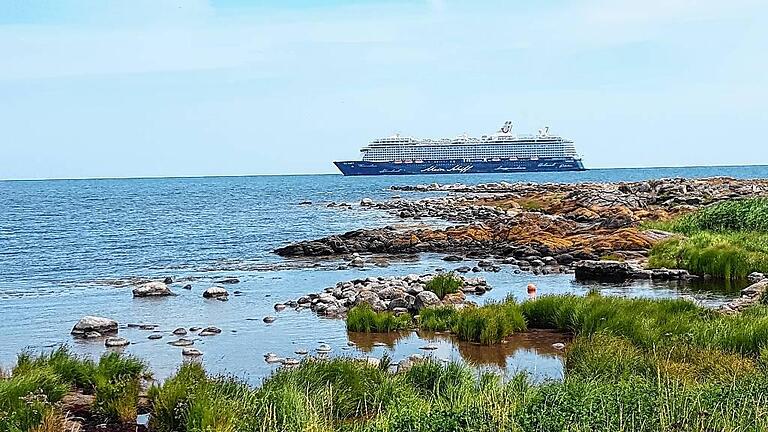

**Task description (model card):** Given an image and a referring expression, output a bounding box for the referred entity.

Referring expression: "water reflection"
[347,329,567,381]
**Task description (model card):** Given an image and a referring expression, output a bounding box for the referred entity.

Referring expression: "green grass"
[649,231,768,279]
[147,353,768,432]
[645,198,768,279]
[653,198,768,234]
[453,300,527,345]
[417,299,527,345]
[0,347,147,431]
[346,305,413,333]
[417,306,458,332]
[425,273,463,299]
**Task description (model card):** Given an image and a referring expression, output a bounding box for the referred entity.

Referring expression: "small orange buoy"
[526,283,537,294]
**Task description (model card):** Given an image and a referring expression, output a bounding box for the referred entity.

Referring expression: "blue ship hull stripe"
[333,158,586,176]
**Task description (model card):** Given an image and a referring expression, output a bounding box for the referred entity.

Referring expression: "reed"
[146,354,768,432]
[452,300,527,345]
[417,306,457,332]
[346,305,412,332]
[0,347,147,431]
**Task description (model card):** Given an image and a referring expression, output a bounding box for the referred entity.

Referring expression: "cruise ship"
[334,121,586,176]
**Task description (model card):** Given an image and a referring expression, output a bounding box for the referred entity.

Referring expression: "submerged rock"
[168,338,194,347]
[105,337,130,347]
[215,277,240,284]
[71,316,118,337]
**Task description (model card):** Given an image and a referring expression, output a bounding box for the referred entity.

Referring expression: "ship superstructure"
[334,121,585,176]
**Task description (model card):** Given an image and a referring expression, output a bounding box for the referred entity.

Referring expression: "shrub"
[346,305,412,333]
[425,273,463,299]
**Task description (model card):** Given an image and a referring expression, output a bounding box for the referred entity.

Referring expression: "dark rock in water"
[71,316,118,337]
[84,331,102,339]
[215,277,240,284]
[132,282,175,298]
[455,266,471,273]
[148,334,163,340]
[574,260,692,282]
[139,324,158,330]
[163,277,174,284]
[443,255,463,262]
[574,260,636,282]
[274,303,287,312]
[203,286,229,299]
[263,316,277,323]
[172,327,187,336]
[199,326,222,336]
[189,326,202,332]
[299,201,312,205]
[183,284,192,290]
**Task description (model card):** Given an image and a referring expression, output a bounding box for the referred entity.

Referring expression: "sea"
[1,165,767,384]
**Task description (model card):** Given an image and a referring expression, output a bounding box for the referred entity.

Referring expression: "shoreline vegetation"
[646,198,768,279]
[6,291,768,431]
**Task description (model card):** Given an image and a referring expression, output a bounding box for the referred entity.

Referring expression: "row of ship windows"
[365,150,575,158]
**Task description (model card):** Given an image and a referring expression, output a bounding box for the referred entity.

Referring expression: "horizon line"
[2,163,768,182]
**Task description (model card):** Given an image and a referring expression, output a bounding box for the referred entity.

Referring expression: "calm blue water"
[1,166,766,382]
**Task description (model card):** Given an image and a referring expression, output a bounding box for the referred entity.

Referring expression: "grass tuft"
[346,305,412,333]
[425,273,463,299]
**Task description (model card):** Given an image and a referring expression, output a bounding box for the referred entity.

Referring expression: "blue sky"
[1,0,766,179]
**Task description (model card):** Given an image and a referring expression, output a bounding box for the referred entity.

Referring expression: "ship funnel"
[500,121,512,134]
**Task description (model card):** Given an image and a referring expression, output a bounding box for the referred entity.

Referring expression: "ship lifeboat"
[491,158,501,162]
[414,160,423,163]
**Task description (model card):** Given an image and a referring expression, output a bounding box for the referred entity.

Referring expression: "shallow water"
[1,166,766,383]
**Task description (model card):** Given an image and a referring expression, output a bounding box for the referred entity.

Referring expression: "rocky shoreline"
[275,177,768,281]
[277,273,491,318]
